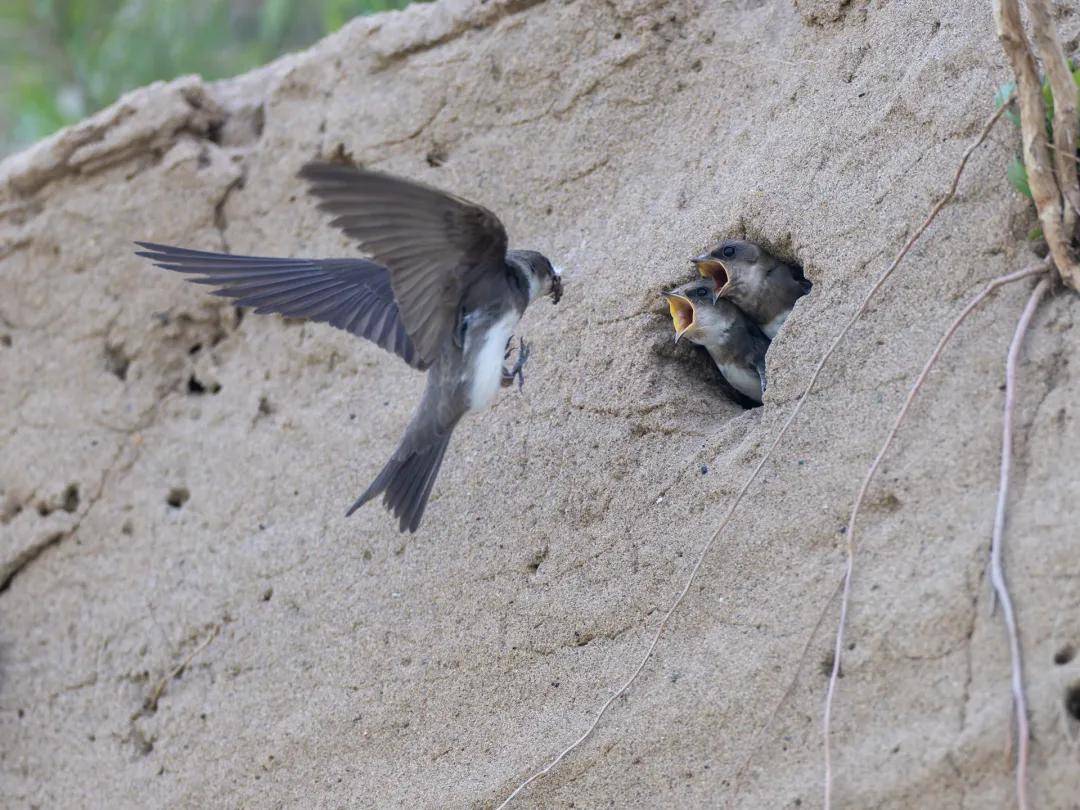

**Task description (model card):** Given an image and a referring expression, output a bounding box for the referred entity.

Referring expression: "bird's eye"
[695,287,709,297]
[722,245,736,259]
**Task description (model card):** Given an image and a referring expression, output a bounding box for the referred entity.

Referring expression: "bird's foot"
[501,337,530,391]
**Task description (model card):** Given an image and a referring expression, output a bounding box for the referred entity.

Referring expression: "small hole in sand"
[104,344,130,381]
[166,487,190,509]
[1066,683,1080,721]
[820,650,842,678]
[62,484,79,513]
[187,374,220,395]
[1056,645,1076,666]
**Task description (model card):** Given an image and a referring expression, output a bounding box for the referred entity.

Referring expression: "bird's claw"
[501,336,530,391]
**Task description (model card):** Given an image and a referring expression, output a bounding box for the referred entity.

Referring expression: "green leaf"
[1,0,419,156]
[1007,156,1033,199]
[1027,225,1044,241]
[994,81,1015,109]
[993,82,1020,126]
[1040,75,1056,136]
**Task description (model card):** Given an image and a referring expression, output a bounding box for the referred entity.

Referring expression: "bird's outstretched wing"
[134,242,423,369]
[299,162,509,367]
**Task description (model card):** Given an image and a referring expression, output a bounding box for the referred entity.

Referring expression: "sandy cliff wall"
[3,0,1080,807]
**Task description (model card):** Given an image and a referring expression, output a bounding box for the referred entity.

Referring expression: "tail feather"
[346,434,453,532]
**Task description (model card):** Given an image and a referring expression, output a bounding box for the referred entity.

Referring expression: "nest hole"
[653,238,809,409]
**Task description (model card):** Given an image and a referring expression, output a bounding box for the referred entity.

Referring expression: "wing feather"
[300,162,508,365]
[134,242,424,369]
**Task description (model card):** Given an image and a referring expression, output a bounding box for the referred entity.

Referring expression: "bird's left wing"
[134,242,424,369]
[299,162,509,367]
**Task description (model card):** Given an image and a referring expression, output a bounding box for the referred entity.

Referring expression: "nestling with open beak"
[662,280,770,404]
[136,163,562,533]
[691,239,810,339]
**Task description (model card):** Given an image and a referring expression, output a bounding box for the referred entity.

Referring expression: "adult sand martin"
[662,280,769,403]
[136,162,562,532]
[691,239,810,338]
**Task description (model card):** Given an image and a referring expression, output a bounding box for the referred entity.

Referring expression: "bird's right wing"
[134,242,424,369]
[299,162,509,367]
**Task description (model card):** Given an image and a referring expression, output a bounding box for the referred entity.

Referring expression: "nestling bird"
[136,162,562,533]
[662,280,770,404]
[691,239,810,338]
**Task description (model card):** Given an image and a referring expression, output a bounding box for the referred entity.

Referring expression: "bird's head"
[690,239,762,303]
[509,250,563,305]
[661,280,709,343]
[662,280,734,343]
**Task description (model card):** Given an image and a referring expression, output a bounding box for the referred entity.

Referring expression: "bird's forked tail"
[346,433,453,533]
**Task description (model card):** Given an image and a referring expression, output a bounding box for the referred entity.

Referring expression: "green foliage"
[994,65,1080,214]
[994,81,1020,126]
[0,0,413,156]
[1007,156,1033,199]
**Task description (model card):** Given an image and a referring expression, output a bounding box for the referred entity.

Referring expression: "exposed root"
[1027,0,1080,237]
[994,0,1080,291]
[491,102,1009,809]
[990,274,1050,809]
[821,260,1049,809]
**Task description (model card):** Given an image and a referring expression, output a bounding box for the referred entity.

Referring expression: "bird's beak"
[691,255,730,303]
[661,291,696,343]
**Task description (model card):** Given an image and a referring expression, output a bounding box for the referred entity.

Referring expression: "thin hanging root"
[990,274,1050,810]
[821,260,1049,809]
[491,104,1009,810]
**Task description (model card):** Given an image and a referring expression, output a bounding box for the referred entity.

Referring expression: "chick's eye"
[695,287,709,297]
[722,245,736,259]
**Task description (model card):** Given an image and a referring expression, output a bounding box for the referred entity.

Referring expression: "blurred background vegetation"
[0,0,414,158]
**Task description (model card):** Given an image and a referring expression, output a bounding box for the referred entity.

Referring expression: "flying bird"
[136,162,562,532]
[662,280,769,404]
[691,239,810,338]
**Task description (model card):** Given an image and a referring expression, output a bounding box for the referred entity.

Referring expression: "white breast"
[761,310,788,339]
[464,311,520,411]
[716,361,763,402]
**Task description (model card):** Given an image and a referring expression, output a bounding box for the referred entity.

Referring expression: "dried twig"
[994,0,1080,291]
[821,260,1049,809]
[989,274,1050,810]
[143,624,220,714]
[491,103,1009,809]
